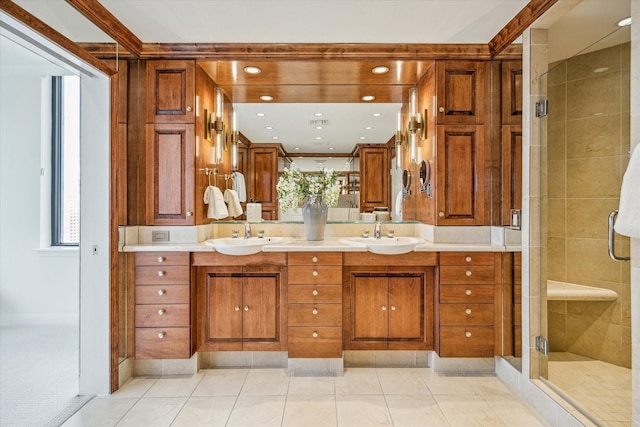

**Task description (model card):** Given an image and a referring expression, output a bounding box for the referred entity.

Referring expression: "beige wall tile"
[548,121,566,161]
[566,114,621,159]
[547,199,566,238]
[547,236,566,280]
[547,83,566,123]
[567,156,622,199]
[566,317,623,366]
[566,45,621,82]
[621,69,630,113]
[547,61,566,86]
[547,160,566,199]
[566,198,619,239]
[566,238,621,283]
[567,72,621,119]
[548,309,567,352]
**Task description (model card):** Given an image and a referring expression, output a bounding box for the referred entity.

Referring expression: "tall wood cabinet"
[358,146,389,212]
[248,144,283,220]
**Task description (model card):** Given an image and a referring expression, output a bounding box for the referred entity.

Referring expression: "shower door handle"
[608,210,630,262]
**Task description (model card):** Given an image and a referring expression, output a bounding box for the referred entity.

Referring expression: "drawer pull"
[465,308,472,315]
[465,289,472,296]
[312,270,319,277]
[465,331,472,338]
[312,308,318,315]
[381,305,387,311]
[312,331,319,338]
[312,289,319,296]
[465,256,472,263]
[158,289,166,296]
[158,331,166,339]
[158,309,165,315]
[158,270,165,277]
[312,256,318,263]
[465,270,472,277]
[234,305,240,311]
[391,305,396,311]
[244,305,249,311]
[157,256,165,263]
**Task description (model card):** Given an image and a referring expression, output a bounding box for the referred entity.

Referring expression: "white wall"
[0,74,79,326]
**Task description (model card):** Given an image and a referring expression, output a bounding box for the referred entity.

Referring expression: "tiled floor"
[63,368,549,427]
[548,352,632,427]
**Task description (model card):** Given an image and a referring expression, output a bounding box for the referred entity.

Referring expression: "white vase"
[302,195,328,240]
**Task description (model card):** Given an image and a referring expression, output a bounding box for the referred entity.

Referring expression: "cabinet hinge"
[535,99,549,118]
[535,335,549,356]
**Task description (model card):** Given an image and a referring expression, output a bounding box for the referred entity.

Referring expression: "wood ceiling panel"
[218,84,409,103]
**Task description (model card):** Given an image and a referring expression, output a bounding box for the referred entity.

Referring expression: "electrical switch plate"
[152,230,170,242]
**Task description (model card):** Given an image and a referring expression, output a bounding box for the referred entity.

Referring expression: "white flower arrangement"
[276,167,341,213]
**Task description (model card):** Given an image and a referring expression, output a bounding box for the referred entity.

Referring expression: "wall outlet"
[152,230,170,242]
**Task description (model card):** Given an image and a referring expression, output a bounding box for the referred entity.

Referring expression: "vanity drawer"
[439,326,494,357]
[288,303,342,327]
[439,284,494,303]
[288,252,342,265]
[439,303,494,326]
[439,266,494,285]
[288,265,342,285]
[135,304,190,327]
[136,252,190,266]
[136,284,190,304]
[288,327,342,358]
[439,252,495,266]
[135,266,190,285]
[288,285,342,303]
[135,327,190,359]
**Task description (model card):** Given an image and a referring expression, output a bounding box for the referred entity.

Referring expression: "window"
[51,75,80,246]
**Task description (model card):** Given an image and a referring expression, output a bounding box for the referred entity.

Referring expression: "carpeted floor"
[0,325,92,427]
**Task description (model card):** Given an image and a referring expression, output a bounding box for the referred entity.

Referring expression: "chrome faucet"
[374,222,381,239]
[244,222,252,239]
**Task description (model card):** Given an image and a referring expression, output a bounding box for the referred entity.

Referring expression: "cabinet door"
[243,275,278,341]
[146,60,195,123]
[352,276,388,340]
[388,276,422,340]
[146,123,195,225]
[436,125,485,225]
[436,61,486,125]
[206,275,243,341]
[501,61,523,126]
[359,147,389,212]
[249,147,278,219]
[501,126,522,225]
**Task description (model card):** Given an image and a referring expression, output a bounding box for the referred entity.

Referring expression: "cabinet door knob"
[438,211,445,217]
[234,305,240,311]
[312,270,319,277]
[465,331,472,338]
[158,270,165,277]
[312,289,319,296]
[158,309,165,315]
[158,331,166,339]
[381,305,387,311]
[465,270,472,277]
[312,256,318,263]
[312,331,318,338]
[186,211,193,217]
[465,308,472,315]
[465,289,472,296]
[312,308,319,315]
[157,256,165,263]
[438,106,445,113]
[158,289,166,296]
[244,305,249,311]
[186,105,192,112]
[465,256,472,262]
[391,305,396,311]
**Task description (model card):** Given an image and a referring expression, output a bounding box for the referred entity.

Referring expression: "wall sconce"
[211,87,224,164]
[408,87,423,163]
[395,111,403,169]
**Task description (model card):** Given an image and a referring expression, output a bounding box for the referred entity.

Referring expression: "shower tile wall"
[547,43,631,369]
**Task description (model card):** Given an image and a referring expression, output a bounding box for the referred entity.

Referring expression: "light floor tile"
[61,397,137,427]
[115,397,186,427]
[111,378,157,398]
[421,372,478,396]
[240,368,290,396]
[484,394,549,427]
[191,369,249,396]
[434,394,508,427]
[225,395,286,427]
[144,372,205,397]
[170,396,236,427]
[288,376,335,395]
[282,395,337,427]
[336,394,393,426]
[385,394,450,427]
[376,368,430,395]
[334,368,383,395]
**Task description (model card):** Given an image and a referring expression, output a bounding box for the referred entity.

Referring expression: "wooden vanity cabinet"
[287,252,343,358]
[343,252,435,350]
[436,252,501,357]
[134,252,195,359]
[193,252,286,352]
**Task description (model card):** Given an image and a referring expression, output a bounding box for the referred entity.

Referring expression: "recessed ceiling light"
[359,136,366,140]
[272,136,279,140]
[364,126,373,130]
[294,147,300,150]
[328,147,335,151]
[260,95,274,101]
[316,126,323,130]
[265,126,274,130]
[372,113,382,117]
[256,113,265,117]
[315,136,322,140]
[361,95,375,102]
[372,65,389,74]
[617,16,632,27]
[243,66,262,74]
[593,67,609,73]
[314,112,324,117]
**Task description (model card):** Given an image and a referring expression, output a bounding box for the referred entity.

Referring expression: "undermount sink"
[340,236,425,255]
[204,237,292,255]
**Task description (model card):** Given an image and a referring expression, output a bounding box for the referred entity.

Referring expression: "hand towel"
[615,144,640,238]
[224,189,243,218]
[203,185,228,220]
[232,171,247,202]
